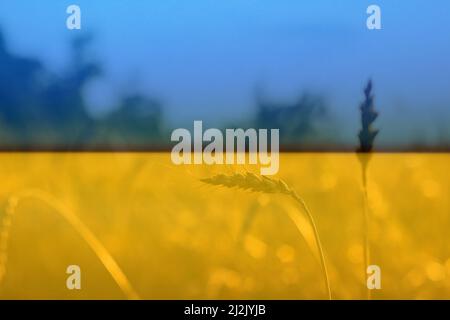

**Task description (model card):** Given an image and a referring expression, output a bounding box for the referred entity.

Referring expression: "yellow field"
[0,152,448,299]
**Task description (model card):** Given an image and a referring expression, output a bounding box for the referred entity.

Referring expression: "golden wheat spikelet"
[201,172,292,195]
[201,172,332,299]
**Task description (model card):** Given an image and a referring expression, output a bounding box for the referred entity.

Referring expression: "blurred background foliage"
[1,0,450,150]
[0,31,166,148]
[0,25,448,149]
[0,29,335,149]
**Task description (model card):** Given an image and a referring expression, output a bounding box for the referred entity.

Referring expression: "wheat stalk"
[201,172,332,300]
[0,189,140,300]
[357,79,379,300]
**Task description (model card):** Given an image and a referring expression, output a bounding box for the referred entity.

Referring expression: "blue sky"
[0,0,449,144]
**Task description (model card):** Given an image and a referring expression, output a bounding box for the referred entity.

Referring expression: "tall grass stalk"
[0,189,139,300]
[357,79,379,300]
[201,172,332,300]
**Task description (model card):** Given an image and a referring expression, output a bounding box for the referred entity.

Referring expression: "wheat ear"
[0,189,139,300]
[201,172,332,300]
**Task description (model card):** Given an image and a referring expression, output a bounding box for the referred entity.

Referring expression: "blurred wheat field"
[0,152,448,299]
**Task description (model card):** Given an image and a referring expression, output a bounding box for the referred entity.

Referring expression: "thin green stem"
[291,191,332,300]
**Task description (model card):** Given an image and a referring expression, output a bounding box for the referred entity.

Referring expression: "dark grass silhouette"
[357,79,379,299]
